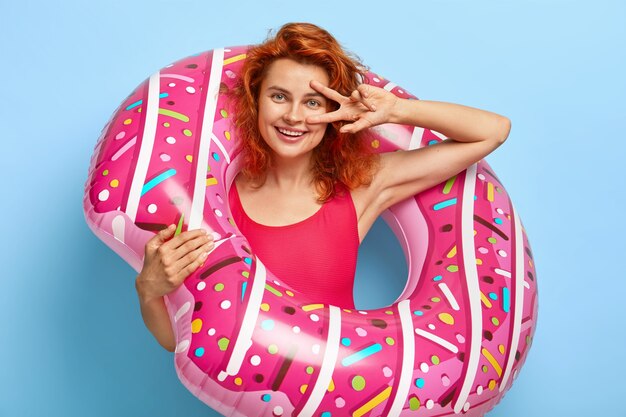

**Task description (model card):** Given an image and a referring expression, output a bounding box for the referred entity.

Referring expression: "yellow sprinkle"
[123,118,132,125]
[234,377,242,386]
[285,290,294,297]
[223,53,247,65]
[488,379,497,390]
[498,344,505,354]
[352,386,392,417]
[487,182,495,202]
[300,384,308,394]
[480,292,493,308]
[163,122,170,127]
[327,378,335,392]
[224,131,231,140]
[476,258,483,265]
[371,139,380,148]
[220,109,228,118]
[186,155,193,162]
[206,177,218,186]
[446,245,457,258]
[302,304,324,312]
[191,318,203,334]
[438,312,454,325]
[109,179,119,188]
[481,347,503,377]
[385,310,394,315]
[260,303,270,312]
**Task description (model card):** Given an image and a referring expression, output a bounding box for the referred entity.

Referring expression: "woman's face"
[257,58,330,163]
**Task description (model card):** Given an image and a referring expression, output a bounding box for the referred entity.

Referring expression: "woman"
[135,23,511,352]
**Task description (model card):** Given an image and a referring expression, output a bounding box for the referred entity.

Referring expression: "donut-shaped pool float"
[84,46,538,417]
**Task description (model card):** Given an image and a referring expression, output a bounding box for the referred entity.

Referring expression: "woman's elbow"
[497,116,511,144]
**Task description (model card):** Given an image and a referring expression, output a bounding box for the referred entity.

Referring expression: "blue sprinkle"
[194,347,205,357]
[494,217,503,225]
[413,310,424,316]
[261,394,271,402]
[321,412,332,417]
[212,152,220,161]
[433,275,443,281]
[261,320,275,331]
[502,287,511,313]
[341,337,351,347]
[241,282,247,302]
[415,378,425,388]
[433,198,457,211]
[428,140,438,146]
[489,292,498,300]
[243,257,252,265]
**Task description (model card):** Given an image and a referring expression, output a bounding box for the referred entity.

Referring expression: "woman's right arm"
[135,225,214,352]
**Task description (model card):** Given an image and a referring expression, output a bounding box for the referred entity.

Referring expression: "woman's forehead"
[262,58,330,89]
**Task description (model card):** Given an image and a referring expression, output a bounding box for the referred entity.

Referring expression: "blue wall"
[2,1,624,416]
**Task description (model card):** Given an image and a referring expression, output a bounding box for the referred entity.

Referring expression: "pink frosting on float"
[84,45,538,417]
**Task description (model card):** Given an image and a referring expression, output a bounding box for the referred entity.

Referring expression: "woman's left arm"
[372,97,511,211]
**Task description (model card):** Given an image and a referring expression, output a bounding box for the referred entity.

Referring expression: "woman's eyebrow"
[266,85,326,99]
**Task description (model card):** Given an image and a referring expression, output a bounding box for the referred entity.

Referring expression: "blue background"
[2,0,624,416]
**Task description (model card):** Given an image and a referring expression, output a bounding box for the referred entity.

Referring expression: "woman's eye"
[272,93,285,101]
[307,100,321,108]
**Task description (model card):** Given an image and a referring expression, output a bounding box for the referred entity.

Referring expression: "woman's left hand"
[307,80,399,134]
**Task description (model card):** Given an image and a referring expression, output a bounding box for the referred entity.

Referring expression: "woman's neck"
[266,155,315,191]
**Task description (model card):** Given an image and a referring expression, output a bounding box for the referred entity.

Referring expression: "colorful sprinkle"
[194,347,205,357]
[341,343,382,366]
[341,338,351,346]
[409,396,421,411]
[502,287,511,312]
[352,386,391,417]
[351,375,366,391]
[191,318,202,333]
[433,198,457,211]
[159,108,189,122]
[415,378,425,388]
[141,169,177,196]
[443,176,456,194]
[217,337,229,351]
[438,313,454,325]
[183,129,192,137]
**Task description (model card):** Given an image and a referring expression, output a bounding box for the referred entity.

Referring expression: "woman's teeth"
[277,127,304,137]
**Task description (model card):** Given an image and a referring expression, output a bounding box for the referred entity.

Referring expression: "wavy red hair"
[232,22,378,202]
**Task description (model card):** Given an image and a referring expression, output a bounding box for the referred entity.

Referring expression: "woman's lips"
[275,126,307,142]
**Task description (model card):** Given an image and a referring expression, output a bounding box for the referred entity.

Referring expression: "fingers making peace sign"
[306,80,399,134]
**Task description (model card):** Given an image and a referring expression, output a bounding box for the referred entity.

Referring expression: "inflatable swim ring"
[84,46,538,417]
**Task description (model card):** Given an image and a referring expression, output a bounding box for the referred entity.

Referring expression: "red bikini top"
[229,182,359,309]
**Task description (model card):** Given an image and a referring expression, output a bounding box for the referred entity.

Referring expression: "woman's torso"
[229,179,360,309]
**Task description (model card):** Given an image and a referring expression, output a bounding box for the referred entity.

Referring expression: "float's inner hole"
[353,216,409,310]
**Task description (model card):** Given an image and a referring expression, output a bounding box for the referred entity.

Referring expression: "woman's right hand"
[135,225,215,301]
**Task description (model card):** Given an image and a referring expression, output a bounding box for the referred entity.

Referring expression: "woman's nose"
[283,104,303,123]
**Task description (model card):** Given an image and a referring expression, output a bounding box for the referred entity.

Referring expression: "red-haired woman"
[135,23,511,352]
